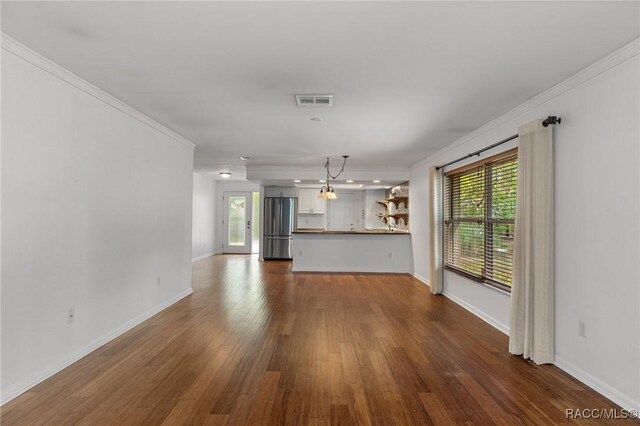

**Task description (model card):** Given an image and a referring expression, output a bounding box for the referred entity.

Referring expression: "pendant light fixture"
[318,156,348,200]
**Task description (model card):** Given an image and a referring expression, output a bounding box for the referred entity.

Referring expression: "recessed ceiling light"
[319,179,326,183]
[239,156,250,161]
[346,180,354,183]
[294,179,302,183]
[310,117,323,122]
[220,172,232,179]
[384,186,392,189]
[373,180,381,183]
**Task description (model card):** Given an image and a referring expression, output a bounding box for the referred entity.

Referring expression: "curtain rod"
[435,116,561,171]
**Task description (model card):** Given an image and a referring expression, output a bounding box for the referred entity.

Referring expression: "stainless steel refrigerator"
[264,197,298,260]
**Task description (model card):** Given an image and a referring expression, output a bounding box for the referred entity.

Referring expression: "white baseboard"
[442,290,510,335]
[0,288,193,405]
[191,251,217,262]
[291,266,410,274]
[554,356,640,412]
[413,273,430,286]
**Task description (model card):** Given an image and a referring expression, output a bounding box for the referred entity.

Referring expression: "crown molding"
[1,33,196,150]
[410,37,640,170]
[245,164,410,173]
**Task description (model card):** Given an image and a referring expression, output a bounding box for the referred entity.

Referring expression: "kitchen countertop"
[293,229,410,235]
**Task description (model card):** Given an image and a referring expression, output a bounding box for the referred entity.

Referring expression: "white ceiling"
[2,1,638,174]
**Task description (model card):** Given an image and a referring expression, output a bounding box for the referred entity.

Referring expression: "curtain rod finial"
[542,116,561,127]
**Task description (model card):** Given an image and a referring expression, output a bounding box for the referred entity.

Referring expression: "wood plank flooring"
[1,255,633,425]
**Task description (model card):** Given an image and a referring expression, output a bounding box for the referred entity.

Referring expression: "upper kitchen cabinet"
[313,192,326,214]
[265,187,297,197]
[298,188,325,214]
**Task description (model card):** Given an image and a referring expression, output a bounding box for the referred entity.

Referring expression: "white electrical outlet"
[578,321,586,338]
[298,250,303,256]
[67,309,75,324]
[204,241,207,247]
[388,252,392,259]
[157,277,161,287]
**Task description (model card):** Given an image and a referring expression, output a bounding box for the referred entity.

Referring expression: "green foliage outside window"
[445,154,517,288]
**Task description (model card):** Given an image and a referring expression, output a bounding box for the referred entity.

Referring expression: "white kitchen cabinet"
[298,189,312,213]
[312,192,325,214]
[298,188,325,214]
[281,187,298,197]
[265,187,297,197]
[265,187,281,197]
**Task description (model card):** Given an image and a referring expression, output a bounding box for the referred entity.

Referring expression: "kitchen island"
[291,230,413,273]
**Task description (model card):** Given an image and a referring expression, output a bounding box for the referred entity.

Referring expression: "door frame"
[222,191,253,254]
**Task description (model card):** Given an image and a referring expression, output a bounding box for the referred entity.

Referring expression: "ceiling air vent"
[295,95,334,107]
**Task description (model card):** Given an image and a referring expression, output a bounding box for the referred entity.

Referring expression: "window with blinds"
[443,149,517,291]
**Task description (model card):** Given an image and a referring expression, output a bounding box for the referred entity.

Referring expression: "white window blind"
[443,149,517,290]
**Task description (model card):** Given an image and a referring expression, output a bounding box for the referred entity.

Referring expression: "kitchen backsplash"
[298,213,325,229]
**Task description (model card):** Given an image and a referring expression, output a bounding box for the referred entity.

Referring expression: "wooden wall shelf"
[377,190,409,228]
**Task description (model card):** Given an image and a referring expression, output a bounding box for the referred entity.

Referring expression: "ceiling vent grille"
[295,95,334,107]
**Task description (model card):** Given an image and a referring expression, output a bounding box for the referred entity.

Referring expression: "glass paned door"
[223,192,252,254]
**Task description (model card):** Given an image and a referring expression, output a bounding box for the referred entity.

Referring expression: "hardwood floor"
[1,255,632,425]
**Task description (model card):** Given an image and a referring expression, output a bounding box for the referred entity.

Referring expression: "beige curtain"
[428,166,444,295]
[509,119,554,364]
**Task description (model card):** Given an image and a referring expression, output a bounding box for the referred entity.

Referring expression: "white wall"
[1,41,195,403]
[409,43,640,410]
[292,234,413,273]
[192,173,217,260]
